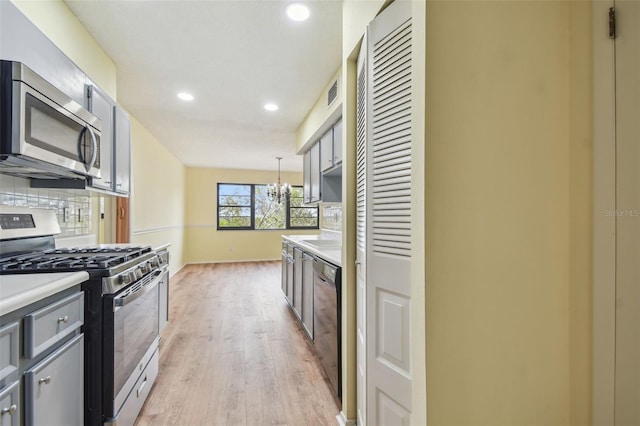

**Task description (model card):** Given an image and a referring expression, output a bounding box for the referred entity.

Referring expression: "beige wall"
[12,0,117,98]
[295,67,343,154]
[184,167,318,263]
[11,0,187,274]
[130,117,186,275]
[568,2,593,424]
[424,1,592,425]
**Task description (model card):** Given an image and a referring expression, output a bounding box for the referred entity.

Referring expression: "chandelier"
[268,157,291,204]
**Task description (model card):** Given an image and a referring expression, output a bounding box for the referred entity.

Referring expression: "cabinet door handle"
[38,376,52,385]
[57,315,69,323]
[0,404,17,416]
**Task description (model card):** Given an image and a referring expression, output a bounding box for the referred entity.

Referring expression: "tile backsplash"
[0,175,92,237]
[322,203,342,231]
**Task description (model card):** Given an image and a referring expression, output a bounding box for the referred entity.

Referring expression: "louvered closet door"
[355,32,368,426]
[366,0,413,424]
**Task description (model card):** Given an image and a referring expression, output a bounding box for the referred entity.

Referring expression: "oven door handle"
[115,270,162,308]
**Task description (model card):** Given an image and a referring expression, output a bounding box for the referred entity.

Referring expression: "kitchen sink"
[301,239,342,248]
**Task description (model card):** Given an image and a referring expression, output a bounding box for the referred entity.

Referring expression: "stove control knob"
[134,268,143,280]
[150,257,159,268]
[120,273,132,285]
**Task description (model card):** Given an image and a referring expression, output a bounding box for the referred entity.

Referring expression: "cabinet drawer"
[25,334,83,426]
[0,380,20,426]
[24,292,84,359]
[0,322,19,383]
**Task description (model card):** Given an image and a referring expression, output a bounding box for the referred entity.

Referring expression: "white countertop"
[282,234,342,266]
[0,272,89,316]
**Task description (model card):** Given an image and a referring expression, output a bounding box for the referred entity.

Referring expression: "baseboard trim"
[169,263,186,278]
[185,258,280,265]
[336,412,356,426]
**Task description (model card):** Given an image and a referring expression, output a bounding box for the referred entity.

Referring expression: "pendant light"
[268,157,291,204]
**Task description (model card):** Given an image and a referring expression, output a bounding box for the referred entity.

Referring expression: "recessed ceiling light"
[286,3,310,22]
[264,103,279,112]
[177,92,194,101]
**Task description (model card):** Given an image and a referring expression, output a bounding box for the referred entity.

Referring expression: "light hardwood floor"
[135,261,340,426]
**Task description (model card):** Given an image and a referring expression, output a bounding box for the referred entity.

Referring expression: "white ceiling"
[64,0,343,173]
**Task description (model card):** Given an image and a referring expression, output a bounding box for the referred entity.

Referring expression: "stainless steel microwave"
[0,60,101,180]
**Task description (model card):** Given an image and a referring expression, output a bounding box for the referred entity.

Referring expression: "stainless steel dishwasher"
[313,256,342,404]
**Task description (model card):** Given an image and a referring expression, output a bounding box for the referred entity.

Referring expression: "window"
[217,183,318,230]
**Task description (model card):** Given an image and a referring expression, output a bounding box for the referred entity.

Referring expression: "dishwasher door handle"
[315,273,332,286]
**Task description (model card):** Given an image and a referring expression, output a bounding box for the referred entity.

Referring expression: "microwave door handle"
[78,127,87,163]
[86,125,98,170]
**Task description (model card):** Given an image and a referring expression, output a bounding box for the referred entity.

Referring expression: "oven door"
[103,270,160,417]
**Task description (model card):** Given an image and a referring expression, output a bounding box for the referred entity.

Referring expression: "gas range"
[0,205,167,425]
[0,246,152,272]
[0,245,164,294]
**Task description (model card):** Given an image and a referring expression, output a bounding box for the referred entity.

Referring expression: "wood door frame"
[592,0,616,424]
[116,196,130,243]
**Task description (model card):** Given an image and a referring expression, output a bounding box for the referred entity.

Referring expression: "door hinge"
[609,7,616,39]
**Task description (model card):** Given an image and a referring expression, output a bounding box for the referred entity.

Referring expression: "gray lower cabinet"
[293,248,303,319]
[159,269,169,333]
[0,322,19,383]
[23,292,84,359]
[302,252,314,340]
[24,334,84,426]
[281,246,288,296]
[282,241,315,341]
[0,380,20,426]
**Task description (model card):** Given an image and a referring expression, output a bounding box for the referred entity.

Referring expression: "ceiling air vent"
[327,80,338,106]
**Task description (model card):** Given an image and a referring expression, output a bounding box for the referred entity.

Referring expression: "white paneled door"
[366,1,413,424]
[614,0,640,423]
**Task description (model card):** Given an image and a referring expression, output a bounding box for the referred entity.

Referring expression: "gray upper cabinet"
[114,105,131,195]
[333,119,343,166]
[320,129,334,172]
[303,151,312,204]
[0,2,87,105]
[87,85,115,191]
[1,1,131,195]
[320,119,343,173]
[302,142,322,204]
[87,87,131,196]
[302,117,343,204]
[309,142,321,203]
